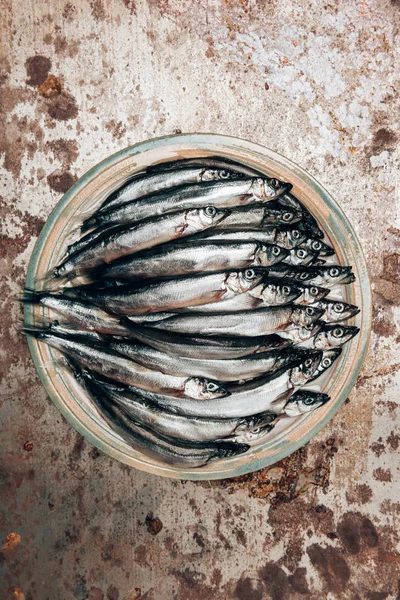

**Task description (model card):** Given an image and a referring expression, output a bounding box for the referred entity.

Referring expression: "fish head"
[216,443,250,458]
[284,322,322,343]
[309,348,342,382]
[257,244,289,266]
[290,351,322,385]
[323,325,360,348]
[227,268,264,293]
[234,414,276,442]
[188,206,230,232]
[262,207,303,226]
[283,391,330,417]
[276,227,307,249]
[287,247,316,266]
[201,168,240,181]
[251,177,292,200]
[292,306,324,327]
[298,285,329,304]
[262,282,300,305]
[322,301,360,323]
[302,238,334,256]
[293,269,316,283]
[320,266,355,286]
[185,378,229,400]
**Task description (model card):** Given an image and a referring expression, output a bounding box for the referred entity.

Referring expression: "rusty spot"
[106,585,119,600]
[91,0,106,20]
[47,170,77,193]
[13,589,26,600]
[145,514,163,535]
[373,468,392,482]
[387,431,400,450]
[25,55,51,86]
[370,128,398,155]
[23,442,33,452]
[307,544,350,593]
[62,2,76,20]
[46,138,79,168]
[54,34,80,58]
[121,0,136,14]
[381,253,400,284]
[45,89,78,121]
[105,119,127,140]
[265,82,269,90]
[234,577,263,600]
[123,590,141,600]
[2,532,21,552]
[38,75,62,97]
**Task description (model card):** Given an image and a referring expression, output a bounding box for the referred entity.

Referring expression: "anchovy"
[293,284,329,305]
[202,205,303,230]
[121,324,293,359]
[97,378,276,443]
[84,178,292,229]
[71,269,264,315]
[283,247,317,266]
[147,305,323,337]
[133,354,321,419]
[299,238,334,256]
[97,167,240,214]
[308,348,342,382]
[266,264,355,286]
[298,324,359,349]
[278,193,324,239]
[311,299,360,322]
[66,223,126,257]
[25,330,228,399]
[22,292,132,336]
[110,341,304,382]
[198,226,307,249]
[101,241,287,281]
[147,156,263,177]
[54,207,229,278]
[280,390,330,417]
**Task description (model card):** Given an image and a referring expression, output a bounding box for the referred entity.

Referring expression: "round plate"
[25,133,371,480]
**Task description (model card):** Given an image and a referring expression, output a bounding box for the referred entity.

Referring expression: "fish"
[147,305,323,337]
[299,238,334,256]
[65,223,127,257]
[283,247,317,266]
[100,241,288,281]
[266,264,355,286]
[25,329,228,399]
[176,282,301,313]
[132,353,322,419]
[22,291,133,336]
[97,167,241,214]
[308,348,342,382]
[54,206,229,278]
[71,363,248,467]
[198,225,307,249]
[110,341,305,382]
[277,323,322,343]
[311,299,360,322]
[83,177,292,229]
[147,156,263,177]
[198,204,304,230]
[121,324,293,359]
[292,284,330,305]
[281,390,330,417]
[298,324,359,349]
[71,268,264,315]
[278,193,324,239]
[97,377,276,443]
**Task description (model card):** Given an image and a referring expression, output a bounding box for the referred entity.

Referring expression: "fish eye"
[292,230,300,239]
[306,307,315,315]
[300,272,308,280]
[329,267,340,277]
[310,286,319,296]
[297,249,307,258]
[270,178,280,189]
[312,241,322,251]
[282,212,293,222]
[322,358,332,367]
[303,396,315,405]
[219,170,230,179]
[207,382,218,392]
[332,327,343,338]
[245,269,256,279]
[304,358,313,367]
[204,206,217,217]
[333,302,344,313]
[282,285,291,296]
[272,246,281,256]
[252,427,261,434]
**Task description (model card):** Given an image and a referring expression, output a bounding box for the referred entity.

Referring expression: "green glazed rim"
[25,133,371,480]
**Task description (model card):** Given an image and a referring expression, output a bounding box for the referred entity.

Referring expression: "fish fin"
[269,389,295,408]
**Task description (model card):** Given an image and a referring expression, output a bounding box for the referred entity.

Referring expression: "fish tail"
[81,214,98,232]
[22,326,49,340]
[19,289,48,305]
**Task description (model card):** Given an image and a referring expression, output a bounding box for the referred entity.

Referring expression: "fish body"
[206,205,303,230]
[199,226,307,249]
[267,264,355,286]
[74,269,264,315]
[298,324,359,349]
[147,156,262,177]
[54,207,229,277]
[101,241,287,281]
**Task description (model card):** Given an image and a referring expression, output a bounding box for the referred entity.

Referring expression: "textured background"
[1,1,399,598]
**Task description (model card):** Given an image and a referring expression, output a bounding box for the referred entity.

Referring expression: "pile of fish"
[24,156,360,468]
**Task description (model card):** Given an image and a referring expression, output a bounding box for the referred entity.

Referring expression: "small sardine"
[292,284,330,305]
[267,264,355,286]
[203,205,303,230]
[148,305,323,337]
[311,299,360,322]
[85,178,292,229]
[101,241,287,281]
[147,156,262,177]
[281,390,330,417]
[308,348,342,382]
[72,269,264,315]
[299,238,334,256]
[278,193,324,239]
[198,226,307,249]
[283,247,317,266]
[298,324,359,349]
[54,207,229,278]
[25,329,228,399]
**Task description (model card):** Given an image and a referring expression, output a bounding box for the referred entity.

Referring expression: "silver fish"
[54,207,229,278]
[85,178,292,229]
[199,226,307,249]
[311,299,360,322]
[122,325,293,359]
[22,292,132,336]
[74,268,264,315]
[203,205,303,230]
[277,323,322,343]
[298,324,359,349]
[308,348,342,382]
[293,284,330,305]
[66,223,125,257]
[147,156,262,177]
[133,354,322,419]
[101,241,287,281]
[110,341,304,382]
[282,390,330,417]
[98,378,276,443]
[299,238,334,256]
[148,305,323,337]
[26,330,228,399]
[267,264,355,286]
[284,247,317,266]
[278,193,324,239]
[97,167,240,214]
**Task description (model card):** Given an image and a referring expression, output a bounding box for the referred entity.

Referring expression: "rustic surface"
[1,1,399,598]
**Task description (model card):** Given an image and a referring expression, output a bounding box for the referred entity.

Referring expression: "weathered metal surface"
[0,0,399,598]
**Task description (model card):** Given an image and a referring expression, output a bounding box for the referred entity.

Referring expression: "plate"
[24,133,371,480]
